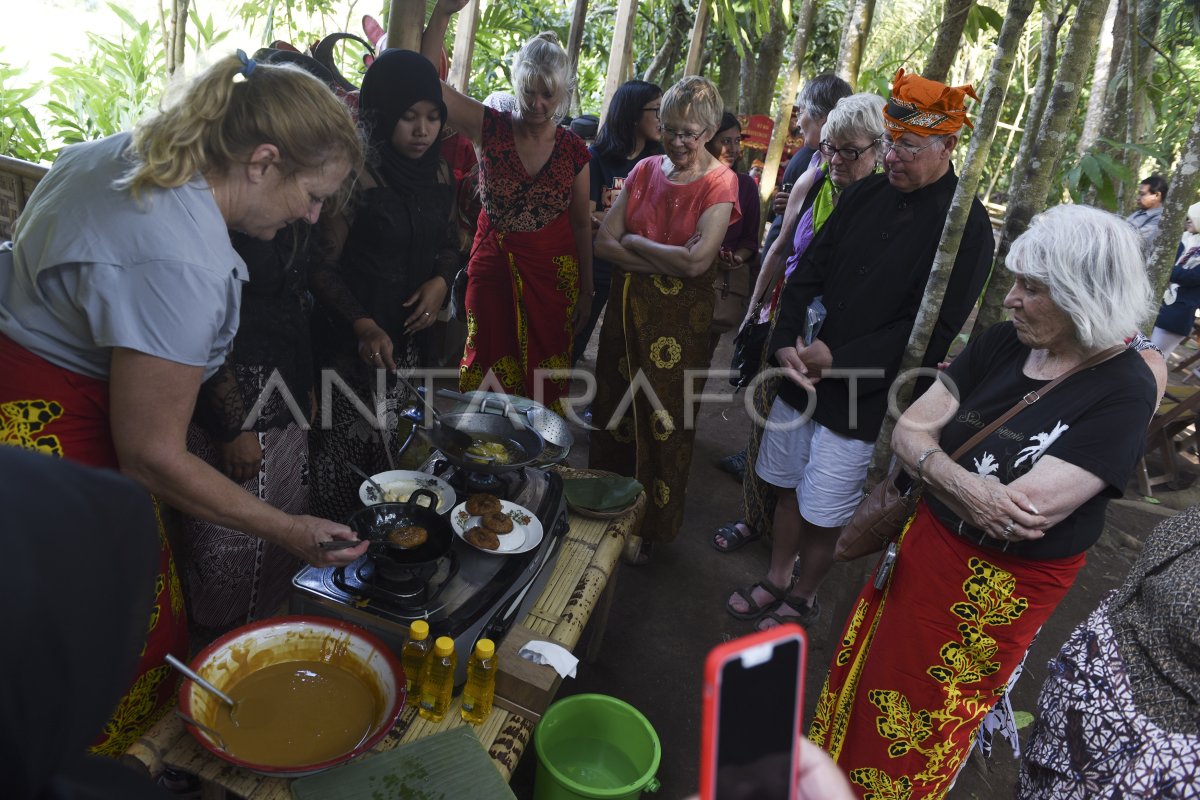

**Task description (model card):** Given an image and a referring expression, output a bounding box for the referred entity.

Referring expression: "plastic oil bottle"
[460,638,497,724]
[401,620,432,699]
[418,636,457,722]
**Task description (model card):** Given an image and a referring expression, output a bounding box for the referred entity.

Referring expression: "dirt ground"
[507,332,1200,800]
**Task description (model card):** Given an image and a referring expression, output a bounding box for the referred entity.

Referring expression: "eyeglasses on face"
[878,136,942,162]
[658,125,706,144]
[641,106,660,118]
[818,140,877,161]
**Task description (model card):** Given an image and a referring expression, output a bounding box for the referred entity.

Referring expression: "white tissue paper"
[517,640,579,679]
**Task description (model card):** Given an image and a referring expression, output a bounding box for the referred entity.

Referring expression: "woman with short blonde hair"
[588,74,741,564]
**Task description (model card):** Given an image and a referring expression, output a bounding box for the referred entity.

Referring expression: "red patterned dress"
[460,107,590,411]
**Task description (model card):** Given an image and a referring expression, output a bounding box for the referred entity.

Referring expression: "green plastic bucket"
[534,694,662,800]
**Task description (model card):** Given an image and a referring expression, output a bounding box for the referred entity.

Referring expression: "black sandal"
[712,520,763,553]
[757,596,821,630]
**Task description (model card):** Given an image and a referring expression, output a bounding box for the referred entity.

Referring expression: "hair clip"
[236,49,257,79]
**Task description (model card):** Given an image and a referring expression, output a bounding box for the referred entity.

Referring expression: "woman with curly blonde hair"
[0,51,365,754]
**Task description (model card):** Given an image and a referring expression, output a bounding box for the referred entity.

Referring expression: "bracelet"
[915,447,943,483]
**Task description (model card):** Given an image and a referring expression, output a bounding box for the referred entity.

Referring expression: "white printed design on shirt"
[974,453,999,478]
[1012,420,1069,469]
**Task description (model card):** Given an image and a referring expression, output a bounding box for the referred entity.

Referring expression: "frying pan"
[396,402,545,475]
[344,489,454,563]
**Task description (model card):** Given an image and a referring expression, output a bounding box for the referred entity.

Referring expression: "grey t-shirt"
[0,132,246,381]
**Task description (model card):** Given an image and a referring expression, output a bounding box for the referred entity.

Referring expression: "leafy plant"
[44,5,166,152]
[0,55,48,163]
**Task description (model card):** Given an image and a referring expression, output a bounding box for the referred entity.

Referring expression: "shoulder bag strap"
[945,343,1126,461]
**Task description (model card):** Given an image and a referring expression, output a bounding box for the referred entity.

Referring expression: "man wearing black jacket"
[726,69,993,630]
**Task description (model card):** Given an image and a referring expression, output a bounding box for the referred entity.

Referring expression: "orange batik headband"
[882,68,978,137]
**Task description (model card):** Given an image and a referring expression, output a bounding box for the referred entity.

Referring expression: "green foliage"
[0,56,47,163]
[188,7,233,52]
[1064,146,1135,209]
[45,4,166,151]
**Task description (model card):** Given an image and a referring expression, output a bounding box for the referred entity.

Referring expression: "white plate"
[359,470,456,514]
[450,499,544,555]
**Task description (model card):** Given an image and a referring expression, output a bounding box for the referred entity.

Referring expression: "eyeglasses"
[641,106,660,118]
[878,136,943,162]
[818,140,877,161]
[658,125,706,144]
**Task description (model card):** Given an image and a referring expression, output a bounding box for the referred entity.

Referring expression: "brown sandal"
[725,578,792,620]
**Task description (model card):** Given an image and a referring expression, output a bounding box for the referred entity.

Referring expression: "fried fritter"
[481,510,514,534]
[387,525,428,548]
[464,525,500,550]
[465,493,501,515]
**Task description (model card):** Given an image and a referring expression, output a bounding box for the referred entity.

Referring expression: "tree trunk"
[1009,2,1064,195]
[738,51,755,114]
[922,0,975,82]
[166,0,190,75]
[1088,0,1130,205]
[565,0,589,115]
[684,0,711,76]
[1077,0,1119,155]
[716,38,740,112]
[749,3,790,115]
[835,0,877,90]
[758,0,819,216]
[1146,105,1200,320]
[1124,0,1163,195]
[642,1,688,88]
[972,0,1110,338]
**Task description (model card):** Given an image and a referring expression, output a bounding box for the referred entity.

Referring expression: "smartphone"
[700,625,807,800]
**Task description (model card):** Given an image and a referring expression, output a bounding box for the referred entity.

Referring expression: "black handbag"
[729,315,770,389]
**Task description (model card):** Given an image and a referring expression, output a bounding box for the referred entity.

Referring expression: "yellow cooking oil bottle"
[401,620,432,699]
[460,638,497,724]
[418,636,457,722]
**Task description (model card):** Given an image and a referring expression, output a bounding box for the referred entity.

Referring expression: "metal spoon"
[347,461,388,499]
[175,709,229,752]
[165,654,237,716]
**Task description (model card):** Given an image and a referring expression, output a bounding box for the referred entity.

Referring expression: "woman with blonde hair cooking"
[0,51,366,754]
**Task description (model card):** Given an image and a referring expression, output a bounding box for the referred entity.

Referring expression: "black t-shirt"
[931,323,1156,559]
[589,143,660,285]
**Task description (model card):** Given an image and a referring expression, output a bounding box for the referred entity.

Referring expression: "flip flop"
[725,577,792,620]
[712,520,762,553]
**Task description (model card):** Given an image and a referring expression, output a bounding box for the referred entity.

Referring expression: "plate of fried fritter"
[450,494,543,554]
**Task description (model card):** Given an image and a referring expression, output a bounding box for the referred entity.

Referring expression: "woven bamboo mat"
[127,467,644,799]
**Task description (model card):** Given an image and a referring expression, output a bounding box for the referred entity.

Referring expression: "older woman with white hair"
[808,204,1159,797]
[424,0,592,411]
[588,75,739,564]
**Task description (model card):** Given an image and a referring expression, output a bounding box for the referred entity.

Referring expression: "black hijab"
[359,49,447,193]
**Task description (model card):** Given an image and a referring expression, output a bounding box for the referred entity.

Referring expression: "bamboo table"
[125,467,643,799]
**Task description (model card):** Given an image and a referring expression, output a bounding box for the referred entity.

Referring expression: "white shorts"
[755,399,875,527]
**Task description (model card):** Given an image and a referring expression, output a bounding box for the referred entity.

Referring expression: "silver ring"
[1001,524,1014,537]
[370,352,378,358]
[423,311,431,317]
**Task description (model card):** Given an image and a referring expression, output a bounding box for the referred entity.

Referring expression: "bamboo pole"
[447,0,481,93]
[600,0,640,121]
[386,0,425,52]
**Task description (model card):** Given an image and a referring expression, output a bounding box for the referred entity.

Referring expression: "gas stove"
[291,456,569,686]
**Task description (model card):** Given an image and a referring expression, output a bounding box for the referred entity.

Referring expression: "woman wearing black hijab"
[309,49,460,520]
